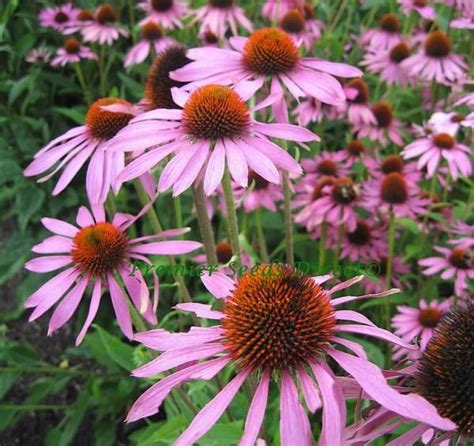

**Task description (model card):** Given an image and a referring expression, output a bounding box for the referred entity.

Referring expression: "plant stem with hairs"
[255,208,269,262]
[282,172,294,266]
[385,210,396,328]
[222,167,242,267]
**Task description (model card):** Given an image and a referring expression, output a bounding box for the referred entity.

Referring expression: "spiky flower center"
[380,14,400,33]
[451,113,465,123]
[416,303,474,438]
[78,9,94,21]
[222,264,336,371]
[381,155,404,174]
[303,3,314,20]
[204,30,219,44]
[433,133,455,149]
[347,78,369,104]
[331,177,358,204]
[216,242,233,264]
[424,31,451,58]
[413,0,428,6]
[54,11,69,23]
[182,85,250,140]
[449,248,472,269]
[152,0,174,12]
[347,140,365,156]
[381,172,408,204]
[242,28,299,75]
[372,102,393,128]
[96,4,117,24]
[389,42,411,63]
[145,46,190,110]
[85,98,134,140]
[317,159,338,176]
[281,9,306,34]
[347,221,371,246]
[418,307,442,328]
[72,223,128,275]
[141,22,163,40]
[312,177,335,201]
[208,0,233,8]
[248,170,269,190]
[64,38,81,54]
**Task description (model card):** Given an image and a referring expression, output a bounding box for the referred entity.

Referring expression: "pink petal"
[41,217,78,237]
[130,240,202,255]
[75,278,102,345]
[174,302,225,320]
[107,273,133,340]
[31,236,72,254]
[203,140,226,196]
[201,271,235,299]
[25,255,72,273]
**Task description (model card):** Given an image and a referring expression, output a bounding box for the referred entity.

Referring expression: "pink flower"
[391,298,451,360]
[191,0,253,38]
[397,0,436,20]
[238,170,284,212]
[450,0,474,29]
[342,78,377,126]
[448,221,474,249]
[39,3,80,33]
[107,85,316,196]
[127,266,452,444]
[81,4,128,45]
[364,153,421,183]
[171,27,362,123]
[24,98,138,205]
[364,256,410,294]
[361,41,413,86]
[138,0,188,29]
[192,241,252,273]
[50,38,97,67]
[23,204,202,344]
[419,246,474,296]
[428,111,474,136]
[362,172,429,219]
[25,47,51,64]
[124,22,175,67]
[340,139,367,164]
[401,132,472,180]
[262,0,301,21]
[358,14,403,50]
[293,98,341,126]
[279,7,320,50]
[300,150,351,179]
[454,92,474,109]
[353,101,404,145]
[401,30,468,85]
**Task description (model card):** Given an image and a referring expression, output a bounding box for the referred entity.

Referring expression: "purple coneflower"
[365,153,421,183]
[39,3,80,33]
[448,221,474,249]
[279,8,318,50]
[262,0,301,21]
[81,4,129,45]
[108,84,316,196]
[340,139,367,164]
[364,256,410,294]
[51,38,97,67]
[300,150,351,179]
[397,0,436,20]
[138,0,188,29]
[343,78,377,126]
[428,111,474,136]
[24,204,201,344]
[358,14,403,50]
[25,47,51,64]
[238,170,284,212]
[293,98,341,126]
[126,266,452,445]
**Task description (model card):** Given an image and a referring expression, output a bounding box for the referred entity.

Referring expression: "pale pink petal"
[25,255,72,273]
[201,271,235,299]
[75,278,102,345]
[41,217,78,237]
[107,273,133,340]
[130,240,202,255]
[174,302,225,319]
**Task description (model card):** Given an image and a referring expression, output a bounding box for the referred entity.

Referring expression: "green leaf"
[129,415,188,446]
[398,217,420,235]
[198,421,244,445]
[53,106,86,125]
[15,184,45,231]
[94,325,136,371]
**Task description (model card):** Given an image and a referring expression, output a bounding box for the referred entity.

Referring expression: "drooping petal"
[75,278,102,345]
[201,271,235,299]
[107,273,133,340]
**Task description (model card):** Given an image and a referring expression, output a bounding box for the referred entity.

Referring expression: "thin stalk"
[105,192,116,220]
[98,45,106,96]
[0,404,70,411]
[385,210,396,328]
[282,171,294,266]
[327,0,347,32]
[333,223,344,272]
[74,63,92,104]
[192,183,218,265]
[318,223,327,273]
[222,168,242,267]
[255,208,269,262]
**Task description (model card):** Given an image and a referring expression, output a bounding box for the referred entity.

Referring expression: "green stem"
[192,184,218,265]
[282,171,294,266]
[105,192,117,220]
[0,366,107,376]
[222,167,242,267]
[333,223,344,273]
[74,63,92,104]
[0,404,70,411]
[385,210,396,328]
[327,0,347,32]
[98,45,106,96]
[255,208,269,262]
[318,223,327,273]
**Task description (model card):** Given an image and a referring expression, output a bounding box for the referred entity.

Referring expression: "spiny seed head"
[96,4,117,24]
[243,28,299,75]
[347,78,369,104]
[216,242,233,264]
[85,98,133,140]
[433,133,455,149]
[280,9,306,34]
[182,85,250,140]
[347,140,365,156]
[248,170,269,190]
[380,172,408,204]
[381,154,404,174]
[347,220,371,246]
[331,177,358,204]
[449,248,472,269]
[380,14,400,33]
[152,0,174,12]
[372,102,393,128]
[72,222,128,275]
[425,30,451,58]
[389,42,411,63]
[303,3,314,20]
[141,22,163,40]
[78,9,94,21]
[222,264,336,372]
[55,11,69,23]
[208,0,234,8]
[418,307,442,328]
[416,303,474,438]
[145,46,190,110]
[312,177,335,201]
[64,38,81,54]
[317,159,338,176]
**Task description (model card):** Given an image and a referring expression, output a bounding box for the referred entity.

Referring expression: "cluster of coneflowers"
[23,0,473,444]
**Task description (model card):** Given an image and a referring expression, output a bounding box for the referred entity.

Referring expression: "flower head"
[51,38,97,67]
[138,0,188,29]
[81,4,129,45]
[39,3,80,33]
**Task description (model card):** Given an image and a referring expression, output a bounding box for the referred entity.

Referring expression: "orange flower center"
[347,78,370,104]
[311,177,335,201]
[85,98,134,140]
[381,172,408,204]
[424,31,451,58]
[381,154,404,174]
[389,42,411,63]
[331,177,358,204]
[380,14,400,33]
[141,22,163,40]
[451,113,465,123]
[413,0,428,7]
[64,38,81,54]
[347,140,365,156]
[204,30,219,44]
[216,242,233,264]
[72,222,128,275]
[222,264,336,371]
[433,133,455,149]
[78,10,94,22]
[317,159,338,176]
[303,3,314,20]
[54,11,69,24]
[280,9,306,34]
[145,46,190,110]
[449,248,472,269]
[96,4,117,24]
[242,28,299,75]
[372,102,393,128]
[418,307,442,328]
[182,85,250,140]
[152,0,174,11]
[347,220,371,245]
